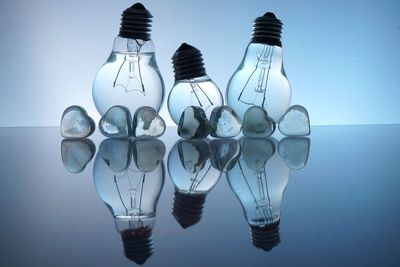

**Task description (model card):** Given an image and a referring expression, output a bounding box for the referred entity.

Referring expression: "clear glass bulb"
[93,138,165,219]
[92,3,164,116]
[93,38,164,116]
[168,139,222,228]
[168,43,223,124]
[168,76,223,124]
[168,140,221,194]
[226,12,291,122]
[93,136,165,264]
[227,137,289,251]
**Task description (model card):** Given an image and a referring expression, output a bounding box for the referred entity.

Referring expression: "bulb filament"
[114,168,146,216]
[237,160,274,224]
[237,45,274,108]
[189,80,214,112]
[188,163,212,194]
[113,39,146,95]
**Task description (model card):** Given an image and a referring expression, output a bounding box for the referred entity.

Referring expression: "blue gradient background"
[0,0,399,127]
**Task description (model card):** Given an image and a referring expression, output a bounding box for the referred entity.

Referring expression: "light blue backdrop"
[0,0,399,126]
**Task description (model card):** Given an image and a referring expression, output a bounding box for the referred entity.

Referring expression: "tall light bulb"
[226,12,291,122]
[227,138,289,251]
[168,140,221,228]
[92,3,165,116]
[167,43,223,124]
[93,138,165,264]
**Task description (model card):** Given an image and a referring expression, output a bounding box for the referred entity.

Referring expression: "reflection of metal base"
[250,221,280,251]
[121,228,154,265]
[172,191,206,229]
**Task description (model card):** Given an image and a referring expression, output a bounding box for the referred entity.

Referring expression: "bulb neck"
[118,3,153,41]
[172,43,207,80]
[251,12,283,47]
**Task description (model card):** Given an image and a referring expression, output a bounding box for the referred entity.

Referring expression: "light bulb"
[227,137,289,251]
[226,12,291,122]
[93,138,165,264]
[92,3,165,116]
[168,43,223,124]
[167,139,222,228]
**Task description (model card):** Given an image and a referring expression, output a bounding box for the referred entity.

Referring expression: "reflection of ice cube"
[278,137,310,170]
[178,140,209,174]
[61,139,95,173]
[99,138,131,172]
[241,137,275,171]
[132,139,165,173]
[209,139,241,171]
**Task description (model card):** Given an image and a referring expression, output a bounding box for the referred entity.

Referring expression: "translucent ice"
[278,137,310,170]
[178,106,211,139]
[242,106,275,137]
[132,139,166,172]
[278,105,310,136]
[133,106,166,138]
[61,106,95,138]
[210,139,241,171]
[210,106,242,138]
[61,139,95,173]
[99,106,132,138]
[241,137,275,171]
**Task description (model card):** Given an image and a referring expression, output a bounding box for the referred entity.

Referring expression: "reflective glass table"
[0,125,399,267]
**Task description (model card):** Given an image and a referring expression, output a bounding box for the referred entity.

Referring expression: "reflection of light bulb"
[93,138,165,264]
[168,43,223,124]
[227,138,289,251]
[226,12,291,122]
[92,3,164,116]
[168,140,221,228]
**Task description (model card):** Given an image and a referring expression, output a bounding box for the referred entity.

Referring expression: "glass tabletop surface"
[0,125,399,267]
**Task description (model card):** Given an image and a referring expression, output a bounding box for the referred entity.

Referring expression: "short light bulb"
[92,3,165,116]
[168,139,222,228]
[168,43,223,124]
[226,12,291,122]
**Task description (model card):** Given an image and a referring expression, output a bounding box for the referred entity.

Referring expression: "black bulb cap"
[172,190,206,228]
[172,43,207,80]
[251,12,283,47]
[250,221,281,251]
[119,3,153,41]
[121,228,154,265]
